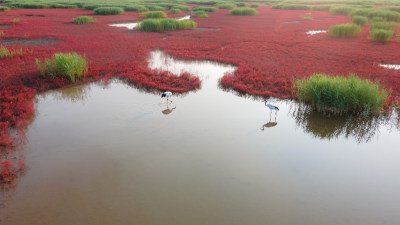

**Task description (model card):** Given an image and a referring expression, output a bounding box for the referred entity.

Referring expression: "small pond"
[1,51,400,225]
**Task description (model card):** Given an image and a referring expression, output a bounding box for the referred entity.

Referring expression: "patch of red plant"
[0,7,400,181]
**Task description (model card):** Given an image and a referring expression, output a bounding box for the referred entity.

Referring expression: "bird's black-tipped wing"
[161,93,166,98]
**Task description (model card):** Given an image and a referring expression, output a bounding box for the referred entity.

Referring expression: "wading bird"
[161,91,172,102]
[265,100,279,114]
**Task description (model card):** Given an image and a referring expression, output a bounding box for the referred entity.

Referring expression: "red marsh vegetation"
[1,6,400,181]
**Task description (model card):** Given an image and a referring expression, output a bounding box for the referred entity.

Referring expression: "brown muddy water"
[1,51,400,225]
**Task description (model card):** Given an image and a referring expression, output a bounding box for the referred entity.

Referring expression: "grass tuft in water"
[303,16,313,20]
[142,11,166,18]
[138,18,196,32]
[11,18,20,23]
[293,73,389,116]
[72,16,94,24]
[230,7,258,16]
[328,23,361,37]
[94,7,124,15]
[35,52,88,82]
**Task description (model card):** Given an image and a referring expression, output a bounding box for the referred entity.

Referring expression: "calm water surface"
[1,51,400,225]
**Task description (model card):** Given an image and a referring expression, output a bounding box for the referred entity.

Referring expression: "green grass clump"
[49,4,78,9]
[216,3,236,9]
[351,15,368,26]
[309,5,331,11]
[369,29,394,42]
[230,7,258,16]
[370,21,397,30]
[272,4,310,10]
[142,11,166,18]
[350,8,400,22]
[138,18,196,32]
[72,16,94,24]
[11,18,20,23]
[381,6,400,13]
[172,5,191,11]
[192,6,218,12]
[329,5,354,15]
[303,16,313,20]
[145,5,166,11]
[0,46,25,58]
[124,5,148,12]
[7,2,48,9]
[194,10,208,17]
[236,2,247,7]
[250,3,259,8]
[0,6,10,11]
[170,8,181,14]
[94,7,124,15]
[293,73,389,116]
[328,23,361,37]
[35,52,88,82]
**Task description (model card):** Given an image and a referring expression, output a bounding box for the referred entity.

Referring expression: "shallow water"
[380,64,400,70]
[0,37,60,46]
[196,27,220,31]
[306,30,327,35]
[0,24,11,29]
[176,15,191,20]
[2,51,400,225]
[109,22,138,29]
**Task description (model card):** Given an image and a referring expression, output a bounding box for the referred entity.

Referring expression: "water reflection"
[292,104,394,143]
[261,116,278,130]
[48,84,90,102]
[161,104,176,115]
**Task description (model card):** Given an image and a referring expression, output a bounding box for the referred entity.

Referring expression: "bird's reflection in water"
[261,114,278,130]
[161,103,176,115]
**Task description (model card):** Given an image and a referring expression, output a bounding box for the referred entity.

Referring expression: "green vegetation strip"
[0,6,10,11]
[36,52,88,82]
[142,11,166,18]
[194,10,208,17]
[216,3,235,9]
[192,6,217,12]
[230,7,258,16]
[72,16,94,24]
[94,7,124,15]
[0,46,31,58]
[293,74,389,116]
[138,18,196,32]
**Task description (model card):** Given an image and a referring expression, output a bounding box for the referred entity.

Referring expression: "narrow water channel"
[1,51,400,225]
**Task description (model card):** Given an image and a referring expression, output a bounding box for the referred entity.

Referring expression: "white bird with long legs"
[161,91,172,103]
